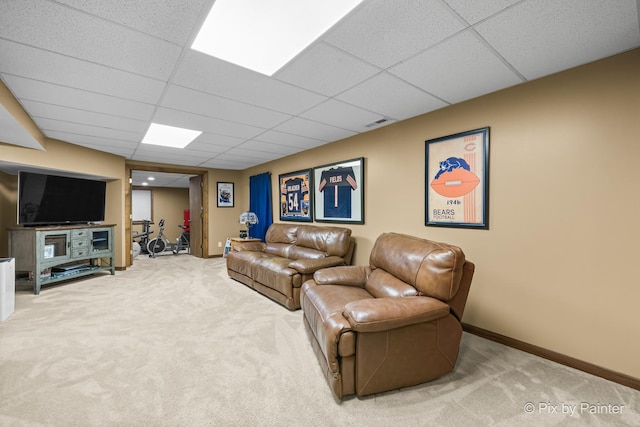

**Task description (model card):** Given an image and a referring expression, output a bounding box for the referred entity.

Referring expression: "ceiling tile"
[238,140,301,156]
[443,0,522,24]
[3,75,155,121]
[0,0,182,80]
[133,146,215,161]
[161,85,291,128]
[300,99,384,132]
[390,30,523,104]
[36,117,141,142]
[336,72,448,120]
[223,147,283,162]
[45,131,136,156]
[214,152,268,163]
[130,153,210,167]
[82,144,134,158]
[0,40,166,104]
[21,100,146,133]
[173,51,327,114]
[198,159,253,170]
[188,137,243,152]
[53,0,209,45]
[152,107,264,139]
[273,117,357,142]
[475,0,640,80]
[276,42,381,96]
[325,0,466,68]
[252,130,327,149]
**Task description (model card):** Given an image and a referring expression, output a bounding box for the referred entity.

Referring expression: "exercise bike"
[172,223,190,255]
[147,219,191,257]
[147,219,172,258]
[132,219,153,257]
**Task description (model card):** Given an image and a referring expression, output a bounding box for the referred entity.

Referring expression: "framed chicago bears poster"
[313,157,364,224]
[279,169,313,222]
[425,127,489,229]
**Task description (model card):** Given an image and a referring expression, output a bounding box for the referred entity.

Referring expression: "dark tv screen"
[18,171,106,226]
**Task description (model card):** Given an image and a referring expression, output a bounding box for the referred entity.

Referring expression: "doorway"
[125,165,208,266]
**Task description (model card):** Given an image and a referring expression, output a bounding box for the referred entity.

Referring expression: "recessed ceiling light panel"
[141,123,202,148]
[192,0,363,76]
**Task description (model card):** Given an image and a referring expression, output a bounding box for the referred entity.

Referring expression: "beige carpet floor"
[0,254,638,426]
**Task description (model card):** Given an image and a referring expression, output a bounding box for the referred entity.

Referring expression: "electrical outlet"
[217,241,222,248]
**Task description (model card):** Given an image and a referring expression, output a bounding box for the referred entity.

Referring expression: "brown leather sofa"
[226,223,354,310]
[301,232,475,398]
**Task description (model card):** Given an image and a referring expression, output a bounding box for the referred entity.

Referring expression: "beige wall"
[207,172,246,254]
[239,49,640,380]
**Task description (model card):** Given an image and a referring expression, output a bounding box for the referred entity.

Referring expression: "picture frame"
[216,182,234,208]
[425,127,489,229]
[44,244,54,259]
[313,157,364,224]
[279,169,313,222]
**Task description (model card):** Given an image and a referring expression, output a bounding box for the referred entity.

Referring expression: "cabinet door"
[38,231,71,266]
[90,228,112,256]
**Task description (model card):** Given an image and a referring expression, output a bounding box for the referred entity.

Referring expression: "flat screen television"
[18,171,107,226]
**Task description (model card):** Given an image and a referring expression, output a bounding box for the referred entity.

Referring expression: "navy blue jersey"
[318,167,358,218]
[281,177,308,215]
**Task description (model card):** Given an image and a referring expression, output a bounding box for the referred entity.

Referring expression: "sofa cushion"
[226,250,270,277]
[263,243,293,258]
[253,257,299,296]
[288,245,326,260]
[297,225,352,257]
[369,233,465,302]
[265,223,298,244]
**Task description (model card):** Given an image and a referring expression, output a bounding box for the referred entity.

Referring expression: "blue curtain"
[249,172,272,241]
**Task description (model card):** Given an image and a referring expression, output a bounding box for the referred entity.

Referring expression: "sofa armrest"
[288,256,347,274]
[312,265,368,287]
[343,297,450,333]
[233,241,265,252]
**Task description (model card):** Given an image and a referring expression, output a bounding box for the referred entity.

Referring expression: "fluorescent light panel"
[192,0,363,76]
[141,123,202,148]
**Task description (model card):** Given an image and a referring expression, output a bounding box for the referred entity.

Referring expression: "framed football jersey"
[279,169,313,222]
[313,157,364,224]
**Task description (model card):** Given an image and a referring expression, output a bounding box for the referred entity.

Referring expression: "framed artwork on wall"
[279,169,313,222]
[217,182,234,208]
[313,157,364,224]
[425,127,489,229]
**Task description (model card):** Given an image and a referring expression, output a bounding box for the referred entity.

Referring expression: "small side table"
[229,237,261,252]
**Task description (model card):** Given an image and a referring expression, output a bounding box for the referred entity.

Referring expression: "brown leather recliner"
[300,232,475,399]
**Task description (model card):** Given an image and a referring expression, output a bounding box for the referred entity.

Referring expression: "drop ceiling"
[1,0,639,172]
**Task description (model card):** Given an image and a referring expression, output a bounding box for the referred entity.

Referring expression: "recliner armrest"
[343,297,450,333]
[288,256,346,274]
[312,265,369,287]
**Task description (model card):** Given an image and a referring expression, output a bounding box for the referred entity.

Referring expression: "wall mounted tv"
[18,171,107,226]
